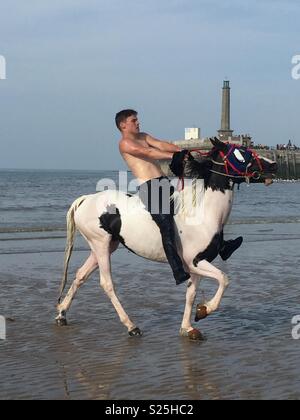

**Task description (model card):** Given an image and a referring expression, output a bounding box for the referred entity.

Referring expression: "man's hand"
[169,149,193,177]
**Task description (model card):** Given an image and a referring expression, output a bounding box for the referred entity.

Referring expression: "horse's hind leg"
[91,238,141,336]
[56,252,98,326]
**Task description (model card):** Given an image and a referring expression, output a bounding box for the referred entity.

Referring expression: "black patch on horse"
[99,205,122,241]
[207,173,233,194]
[99,205,136,254]
[193,232,223,266]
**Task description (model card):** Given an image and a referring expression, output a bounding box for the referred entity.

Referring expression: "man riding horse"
[56,121,277,338]
[117,109,243,285]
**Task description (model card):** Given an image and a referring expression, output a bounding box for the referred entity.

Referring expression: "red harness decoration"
[177,175,185,192]
[219,145,263,179]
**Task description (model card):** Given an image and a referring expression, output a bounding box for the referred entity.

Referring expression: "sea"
[1,169,300,233]
[0,169,300,400]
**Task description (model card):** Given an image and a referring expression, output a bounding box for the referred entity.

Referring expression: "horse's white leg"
[56,252,98,325]
[179,275,204,340]
[92,239,141,336]
[190,260,229,318]
[181,275,199,331]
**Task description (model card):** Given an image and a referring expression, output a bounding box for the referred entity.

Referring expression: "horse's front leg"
[180,275,204,340]
[189,260,229,321]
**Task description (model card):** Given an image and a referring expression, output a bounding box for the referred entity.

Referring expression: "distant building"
[174,80,256,150]
[185,127,201,140]
[218,80,233,140]
[225,134,253,148]
[217,80,252,147]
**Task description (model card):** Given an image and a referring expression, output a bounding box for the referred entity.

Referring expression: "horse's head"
[209,137,277,186]
[185,137,277,190]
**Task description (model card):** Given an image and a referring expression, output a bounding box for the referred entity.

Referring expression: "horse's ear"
[210,137,227,152]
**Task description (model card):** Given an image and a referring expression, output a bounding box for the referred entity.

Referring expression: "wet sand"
[1,223,300,400]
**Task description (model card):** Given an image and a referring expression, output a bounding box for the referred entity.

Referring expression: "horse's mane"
[171,178,206,222]
[185,155,213,180]
[170,156,212,219]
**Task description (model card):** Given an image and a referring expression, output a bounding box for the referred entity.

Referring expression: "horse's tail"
[58,195,87,304]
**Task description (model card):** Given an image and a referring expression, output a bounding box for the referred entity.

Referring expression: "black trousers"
[138,177,185,275]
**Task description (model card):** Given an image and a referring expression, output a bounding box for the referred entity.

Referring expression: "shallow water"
[0,223,300,400]
[0,171,300,400]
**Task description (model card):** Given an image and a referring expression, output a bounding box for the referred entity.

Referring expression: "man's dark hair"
[115,109,137,131]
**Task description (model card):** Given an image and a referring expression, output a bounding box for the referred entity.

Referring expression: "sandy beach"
[1,221,300,400]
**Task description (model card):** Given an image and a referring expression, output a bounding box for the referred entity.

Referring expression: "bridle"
[213,144,263,182]
[178,144,264,190]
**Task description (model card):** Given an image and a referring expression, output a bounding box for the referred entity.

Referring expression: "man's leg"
[152,213,190,285]
[139,178,190,285]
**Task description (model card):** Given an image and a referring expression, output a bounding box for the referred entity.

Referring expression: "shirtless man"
[117,109,191,285]
[117,109,243,285]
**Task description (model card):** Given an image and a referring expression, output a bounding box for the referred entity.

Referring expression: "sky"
[0,0,299,170]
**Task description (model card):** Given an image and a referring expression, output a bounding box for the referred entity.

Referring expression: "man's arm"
[145,134,181,153]
[119,140,174,161]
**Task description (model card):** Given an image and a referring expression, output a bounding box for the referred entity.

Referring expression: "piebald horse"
[56,138,277,340]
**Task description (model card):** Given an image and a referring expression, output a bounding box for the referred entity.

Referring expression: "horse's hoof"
[56,313,67,326]
[56,317,68,327]
[180,328,205,341]
[195,304,208,322]
[188,328,205,341]
[129,327,143,337]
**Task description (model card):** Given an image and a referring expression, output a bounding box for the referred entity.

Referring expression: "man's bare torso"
[120,134,164,184]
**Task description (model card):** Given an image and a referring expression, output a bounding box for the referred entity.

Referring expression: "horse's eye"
[233,149,246,163]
